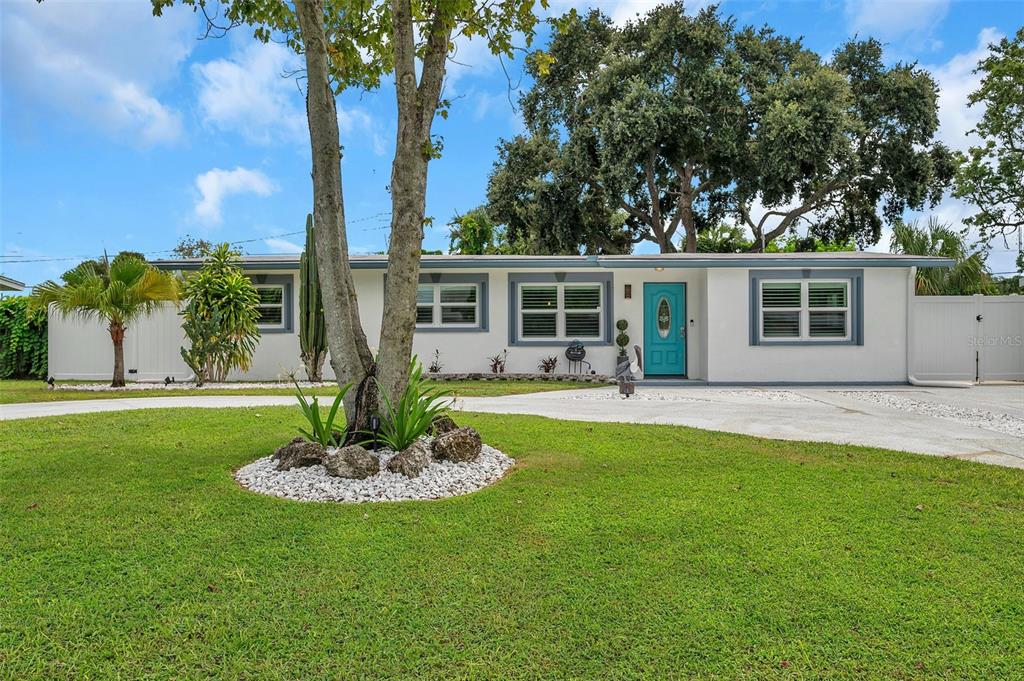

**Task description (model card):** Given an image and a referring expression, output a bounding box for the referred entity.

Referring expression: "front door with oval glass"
[643,282,686,376]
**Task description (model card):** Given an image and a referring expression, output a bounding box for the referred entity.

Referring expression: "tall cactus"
[299,214,328,382]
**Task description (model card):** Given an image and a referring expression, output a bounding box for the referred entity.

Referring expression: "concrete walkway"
[2,385,1021,468]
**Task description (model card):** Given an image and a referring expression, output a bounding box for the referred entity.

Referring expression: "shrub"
[428,349,443,373]
[488,349,508,373]
[615,319,630,357]
[365,359,452,451]
[0,297,47,379]
[294,380,352,446]
[180,244,261,383]
[538,356,558,373]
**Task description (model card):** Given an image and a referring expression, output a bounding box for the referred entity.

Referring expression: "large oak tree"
[152,0,543,431]
[489,2,954,254]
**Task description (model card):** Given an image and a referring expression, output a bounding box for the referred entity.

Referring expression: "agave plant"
[294,381,352,446]
[364,358,452,451]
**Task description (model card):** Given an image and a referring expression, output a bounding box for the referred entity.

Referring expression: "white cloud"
[194,167,278,225]
[927,27,1002,152]
[845,0,950,42]
[263,237,304,254]
[1,0,193,145]
[194,40,380,147]
[194,41,306,144]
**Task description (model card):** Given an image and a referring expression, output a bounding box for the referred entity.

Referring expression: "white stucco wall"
[704,267,910,383]
[48,264,913,384]
[47,266,710,381]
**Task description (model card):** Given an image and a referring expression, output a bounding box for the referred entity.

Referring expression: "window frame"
[748,269,864,347]
[508,273,614,347]
[248,274,293,334]
[758,279,850,342]
[518,282,603,341]
[416,282,481,329]
[411,273,489,333]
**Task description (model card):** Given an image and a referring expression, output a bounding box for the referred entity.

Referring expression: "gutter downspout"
[906,265,973,388]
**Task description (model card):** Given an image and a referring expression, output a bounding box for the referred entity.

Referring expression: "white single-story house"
[47,252,957,384]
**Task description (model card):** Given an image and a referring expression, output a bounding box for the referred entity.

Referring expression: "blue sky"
[2,0,1021,288]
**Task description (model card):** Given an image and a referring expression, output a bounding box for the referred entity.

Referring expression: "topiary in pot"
[615,319,629,358]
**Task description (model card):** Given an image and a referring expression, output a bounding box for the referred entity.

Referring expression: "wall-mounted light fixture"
[624,284,632,299]
[654,267,665,272]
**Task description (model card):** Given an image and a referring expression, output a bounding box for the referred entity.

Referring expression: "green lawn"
[0,378,597,404]
[2,408,1023,678]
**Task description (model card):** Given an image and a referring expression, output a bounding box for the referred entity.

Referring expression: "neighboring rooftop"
[152,252,955,271]
[0,275,25,292]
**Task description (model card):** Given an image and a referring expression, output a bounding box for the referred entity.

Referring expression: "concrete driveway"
[457,384,1024,468]
[2,385,1021,468]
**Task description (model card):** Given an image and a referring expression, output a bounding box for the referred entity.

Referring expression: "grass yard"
[0,378,597,404]
[2,408,1023,679]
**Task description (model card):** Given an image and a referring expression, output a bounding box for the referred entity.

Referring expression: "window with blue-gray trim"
[413,273,488,332]
[508,273,613,346]
[749,269,863,346]
[250,274,293,334]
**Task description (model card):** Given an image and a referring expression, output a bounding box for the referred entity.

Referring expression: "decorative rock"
[274,438,326,470]
[430,413,459,436]
[323,445,379,479]
[387,440,434,478]
[433,427,483,463]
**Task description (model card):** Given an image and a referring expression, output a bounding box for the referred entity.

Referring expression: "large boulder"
[430,413,459,436]
[274,437,326,470]
[387,440,433,478]
[323,445,379,479]
[432,427,482,463]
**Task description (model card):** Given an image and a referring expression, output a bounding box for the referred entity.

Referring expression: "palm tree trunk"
[109,322,126,388]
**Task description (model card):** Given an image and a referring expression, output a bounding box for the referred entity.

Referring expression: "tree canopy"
[488,2,955,254]
[953,27,1024,272]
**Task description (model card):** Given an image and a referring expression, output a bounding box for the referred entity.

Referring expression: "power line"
[0,213,393,265]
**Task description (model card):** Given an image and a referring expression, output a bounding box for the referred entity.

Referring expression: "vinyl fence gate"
[910,295,1024,382]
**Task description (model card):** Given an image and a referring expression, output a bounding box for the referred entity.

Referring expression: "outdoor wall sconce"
[654,267,665,272]
[624,284,632,299]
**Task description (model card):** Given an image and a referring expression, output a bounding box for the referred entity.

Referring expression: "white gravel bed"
[234,443,515,503]
[56,381,329,392]
[836,391,1024,439]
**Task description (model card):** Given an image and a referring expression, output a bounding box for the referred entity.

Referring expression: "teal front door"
[643,283,686,376]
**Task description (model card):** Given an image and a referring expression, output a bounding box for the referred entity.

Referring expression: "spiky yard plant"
[299,214,328,382]
[365,359,453,451]
[30,255,180,387]
[294,380,352,446]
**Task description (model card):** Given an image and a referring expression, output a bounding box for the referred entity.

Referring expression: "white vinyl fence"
[910,295,1024,382]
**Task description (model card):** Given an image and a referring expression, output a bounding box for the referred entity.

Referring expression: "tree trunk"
[109,322,126,388]
[375,0,451,405]
[295,0,376,434]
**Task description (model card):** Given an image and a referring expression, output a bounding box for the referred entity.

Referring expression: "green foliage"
[0,297,47,379]
[179,244,261,383]
[365,359,452,451]
[615,319,629,355]
[697,224,752,253]
[299,215,328,381]
[294,380,352,446]
[494,3,952,254]
[953,28,1023,270]
[890,218,994,296]
[447,207,525,255]
[179,303,234,387]
[173,235,214,259]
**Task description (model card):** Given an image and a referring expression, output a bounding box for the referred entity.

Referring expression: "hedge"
[0,296,47,379]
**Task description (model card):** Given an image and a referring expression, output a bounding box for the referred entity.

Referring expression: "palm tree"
[31,255,180,386]
[890,218,994,295]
